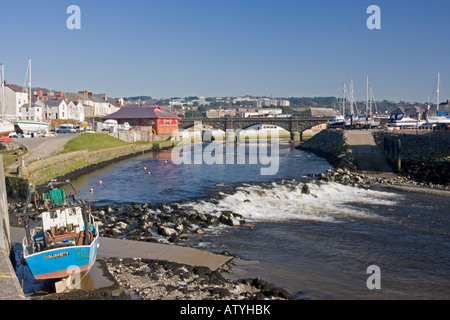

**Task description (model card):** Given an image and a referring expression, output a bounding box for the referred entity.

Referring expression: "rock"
[175,223,184,234]
[194,228,205,234]
[301,184,310,195]
[219,212,242,226]
[110,228,122,236]
[158,226,178,237]
[115,221,128,230]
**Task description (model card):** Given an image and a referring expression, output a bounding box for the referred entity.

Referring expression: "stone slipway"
[345,130,397,179]
[10,227,232,272]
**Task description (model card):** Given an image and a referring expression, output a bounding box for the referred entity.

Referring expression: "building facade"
[103,105,180,135]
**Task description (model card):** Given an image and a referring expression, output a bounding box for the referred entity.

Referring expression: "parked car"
[56,125,78,133]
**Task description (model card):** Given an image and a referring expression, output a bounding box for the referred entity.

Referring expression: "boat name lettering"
[45,252,69,259]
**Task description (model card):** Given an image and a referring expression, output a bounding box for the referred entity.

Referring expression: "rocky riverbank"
[297,129,356,171]
[299,129,449,186]
[308,166,450,195]
[34,256,294,300]
[373,131,450,185]
[87,202,246,244]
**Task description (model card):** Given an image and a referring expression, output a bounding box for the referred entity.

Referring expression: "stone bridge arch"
[179,117,332,141]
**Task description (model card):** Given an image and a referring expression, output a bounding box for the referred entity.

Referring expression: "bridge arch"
[178,117,332,141]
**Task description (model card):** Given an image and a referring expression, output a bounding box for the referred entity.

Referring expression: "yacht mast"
[1,63,4,118]
[437,72,440,115]
[28,58,32,121]
[366,73,369,115]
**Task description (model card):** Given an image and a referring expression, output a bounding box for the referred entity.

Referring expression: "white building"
[277,100,290,107]
[242,108,283,118]
[35,99,69,120]
[4,83,29,119]
[20,103,44,121]
[67,101,85,122]
[91,94,120,117]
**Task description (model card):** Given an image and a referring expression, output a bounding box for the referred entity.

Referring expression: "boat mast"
[0,63,4,118]
[366,73,369,116]
[349,78,356,116]
[342,83,346,116]
[437,72,440,115]
[28,58,32,121]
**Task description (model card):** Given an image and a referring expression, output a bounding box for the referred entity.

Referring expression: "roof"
[103,106,180,120]
[5,83,26,93]
[64,92,95,103]
[300,107,337,117]
[91,94,109,103]
[43,100,65,107]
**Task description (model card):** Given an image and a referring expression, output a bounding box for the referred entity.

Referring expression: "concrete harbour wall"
[0,156,10,253]
[0,155,26,299]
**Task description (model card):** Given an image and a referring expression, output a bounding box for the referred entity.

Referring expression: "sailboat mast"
[437,72,440,115]
[366,73,369,115]
[1,63,4,118]
[28,58,32,121]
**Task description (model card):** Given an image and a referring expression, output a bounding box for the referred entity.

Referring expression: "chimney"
[88,92,93,98]
[100,93,107,100]
[38,90,43,97]
[79,90,88,97]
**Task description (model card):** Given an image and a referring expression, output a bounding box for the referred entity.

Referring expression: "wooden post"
[396,138,402,173]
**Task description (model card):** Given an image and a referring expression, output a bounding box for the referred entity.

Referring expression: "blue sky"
[0,0,449,102]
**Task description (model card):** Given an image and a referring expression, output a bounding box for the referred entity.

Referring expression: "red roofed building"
[102,106,180,135]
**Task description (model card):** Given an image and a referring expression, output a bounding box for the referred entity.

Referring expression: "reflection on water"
[72,142,330,205]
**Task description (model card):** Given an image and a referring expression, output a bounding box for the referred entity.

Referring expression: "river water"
[72,141,450,300]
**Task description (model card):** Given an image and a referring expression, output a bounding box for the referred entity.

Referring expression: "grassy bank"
[63,133,130,152]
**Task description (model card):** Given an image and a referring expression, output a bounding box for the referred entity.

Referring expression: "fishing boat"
[21,180,99,288]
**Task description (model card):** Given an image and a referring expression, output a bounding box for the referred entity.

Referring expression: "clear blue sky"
[0,0,449,102]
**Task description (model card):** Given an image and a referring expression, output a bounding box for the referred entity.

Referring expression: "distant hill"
[123,96,153,101]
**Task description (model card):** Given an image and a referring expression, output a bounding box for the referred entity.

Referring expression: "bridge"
[179,116,333,141]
